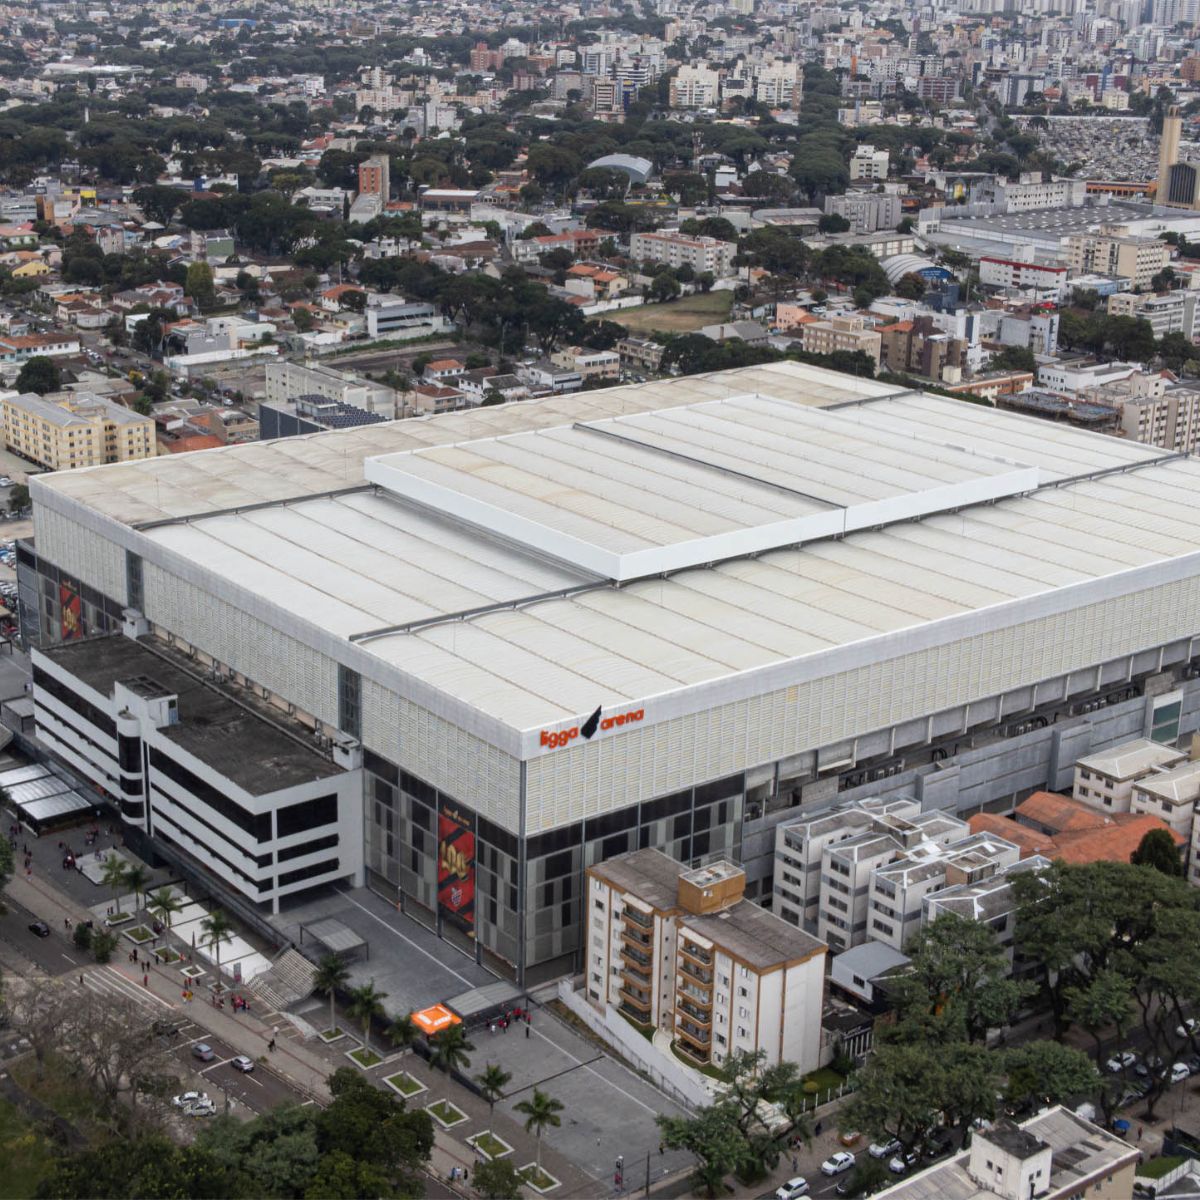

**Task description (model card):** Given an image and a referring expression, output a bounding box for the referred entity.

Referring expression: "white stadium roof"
[32,362,1200,743]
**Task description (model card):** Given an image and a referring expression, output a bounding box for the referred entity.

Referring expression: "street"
[0,894,86,974]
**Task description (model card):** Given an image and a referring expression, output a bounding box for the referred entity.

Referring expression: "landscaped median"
[424,1099,467,1129]
[383,1070,426,1100]
[466,1130,513,1161]
[518,1163,560,1193]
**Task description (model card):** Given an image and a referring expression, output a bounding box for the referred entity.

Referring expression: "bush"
[72,923,93,952]
[474,1157,522,1199]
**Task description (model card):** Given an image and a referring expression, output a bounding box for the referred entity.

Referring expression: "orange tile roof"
[166,434,223,453]
[1016,790,1107,833]
[1053,813,1185,866]
[966,813,1057,858]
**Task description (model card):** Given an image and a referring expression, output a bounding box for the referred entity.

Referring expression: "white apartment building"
[800,315,883,367]
[868,832,1022,951]
[1107,290,1200,339]
[1063,231,1170,289]
[849,145,890,182]
[669,65,721,109]
[753,63,803,108]
[587,849,826,1070]
[1035,359,1139,396]
[550,347,620,380]
[1129,758,1200,842]
[1112,385,1200,453]
[363,296,447,340]
[824,191,903,235]
[979,256,1068,299]
[630,231,737,276]
[264,359,400,417]
[1073,737,1185,813]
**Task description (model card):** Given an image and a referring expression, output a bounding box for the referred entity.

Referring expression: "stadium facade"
[21,361,1200,983]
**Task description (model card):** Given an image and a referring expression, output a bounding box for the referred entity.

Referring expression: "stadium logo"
[539,706,645,750]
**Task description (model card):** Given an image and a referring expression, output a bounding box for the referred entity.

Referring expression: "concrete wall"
[555,980,710,1111]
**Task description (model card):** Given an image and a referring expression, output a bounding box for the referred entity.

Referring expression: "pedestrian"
[142,973,148,987]
[1138,1125,1144,1141]
[525,1024,530,1038]
[268,1038,276,1052]
[463,1169,468,1184]
[792,1155,798,1171]
[658,1144,664,1156]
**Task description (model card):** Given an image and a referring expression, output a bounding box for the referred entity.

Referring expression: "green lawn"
[669,1040,723,1080]
[0,1098,57,1198]
[125,925,155,943]
[468,1130,512,1159]
[1140,1155,1186,1180]
[802,1067,845,1093]
[426,1099,467,1127]
[603,290,732,335]
[348,1046,382,1068]
[520,1164,560,1192]
[384,1071,424,1097]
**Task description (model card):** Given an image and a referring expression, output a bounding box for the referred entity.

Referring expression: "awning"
[412,1003,461,1037]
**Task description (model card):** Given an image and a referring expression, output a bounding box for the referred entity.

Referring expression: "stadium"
[21,360,1200,983]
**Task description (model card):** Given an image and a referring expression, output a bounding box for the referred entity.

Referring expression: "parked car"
[821,1152,856,1177]
[191,1043,215,1062]
[27,921,50,938]
[1172,1062,1191,1084]
[183,1098,216,1117]
[1105,1051,1138,1072]
[230,1055,255,1073]
[1135,1054,1164,1078]
[1187,1055,1200,1076]
[838,1131,862,1147]
[172,1091,210,1110]
[888,1151,920,1175]
[869,1139,902,1159]
[1177,1018,1197,1039]
[774,1177,809,1200]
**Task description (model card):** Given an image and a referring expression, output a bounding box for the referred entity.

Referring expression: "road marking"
[522,1022,661,1117]
[60,953,77,965]
[332,887,475,987]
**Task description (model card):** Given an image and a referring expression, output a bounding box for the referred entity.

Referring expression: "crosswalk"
[79,964,179,1014]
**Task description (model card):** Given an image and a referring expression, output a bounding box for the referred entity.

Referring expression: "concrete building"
[875,1108,1138,1200]
[1106,381,1200,453]
[979,255,1068,299]
[1157,105,1200,211]
[363,296,446,340]
[799,315,882,366]
[263,359,400,418]
[1073,738,1185,813]
[616,337,665,373]
[849,145,890,182]
[23,361,1200,983]
[823,192,903,235]
[669,65,721,109]
[1106,289,1199,339]
[2,391,153,471]
[1063,231,1170,289]
[629,231,737,276]
[1035,358,1139,397]
[259,396,388,440]
[586,849,826,1070]
[550,347,620,381]
[878,316,968,383]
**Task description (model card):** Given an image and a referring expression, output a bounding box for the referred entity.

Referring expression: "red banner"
[438,804,475,930]
[59,583,82,641]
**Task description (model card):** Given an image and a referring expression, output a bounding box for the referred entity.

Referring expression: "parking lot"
[170,1030,313,1116]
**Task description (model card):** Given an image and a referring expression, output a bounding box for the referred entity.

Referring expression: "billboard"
[438,802,475,931]
[59,580,83,641]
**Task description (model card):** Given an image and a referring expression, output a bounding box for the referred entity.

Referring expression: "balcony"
[620,942,652,970]
[679,940,712,967]
[676,1020,711,1051]
[677,979,711,1007]
[619,986,652,1015]
[679,957,713,985]
[621,961,651,987]
[621,924,653,951]
[677,999,711,1026]
[623,905,653,930]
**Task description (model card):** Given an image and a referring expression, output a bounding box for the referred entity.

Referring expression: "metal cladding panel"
[524,570,1200,830]
[34,505,127,604]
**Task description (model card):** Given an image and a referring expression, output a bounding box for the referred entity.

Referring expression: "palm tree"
[102,855,129,914]
[147,886,182,932]
[386,1012,417,1056]
[314,954,350,1037]
[476,1062,512,1126]
[124,863,150,912]
[347,981,387,1055]
[430,1023,475,1076]
[514,1088,563,1170]
[199,910,234,981]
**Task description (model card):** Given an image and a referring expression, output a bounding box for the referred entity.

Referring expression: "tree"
[646,271,681,303]
[186,261,216,311]
[1001,1041,1099,1114]
[385,1012,417,1056]
[473,1156,523,1199]
[894,273,927,301]
[15,356,60,396]
[429,1022,474,1075]
[476,1062,512,1126]
[347,981,386,1056]
[1065,967,1134,1071]
[818,213,851,233]
[200,909,234,981]
[196,1105,320,1196]
[91,929,117,963]
[147,886,181,932]
[124,863,150,911]
[292,307,315,333]
[1131,827,1183,876]
[7,484,29,516]
[888,913,1032,1044]
[101,854,130,914]
[133,184,183,227]
[314,954,350,1038]
[990,344,1037,373]
[514,1088,563,1169]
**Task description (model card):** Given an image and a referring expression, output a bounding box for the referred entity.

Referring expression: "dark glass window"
[337,665,361,740]
[33,666,116,739]
[276,794,338,839]
[148,747,272,841]
[279,858,340,887]
[277,832,339,863]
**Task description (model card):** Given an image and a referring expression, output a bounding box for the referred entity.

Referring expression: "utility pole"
[644,1149,650,1197]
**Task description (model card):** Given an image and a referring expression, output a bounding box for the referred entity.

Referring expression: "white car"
[821,1151,856,1177]
[1105,1051,1138,1072]
[1172,1062,1191,1084]
[183,1097,216,1117]
[889,1151,920,1175]
[869,1139,902,1159]
[1177,1018,1197,1039]
[172,1090,210,1109]
[775,1178,809,1200]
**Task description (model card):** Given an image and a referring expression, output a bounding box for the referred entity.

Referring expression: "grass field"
[602,290,732,335]
[0,1098,56,1198]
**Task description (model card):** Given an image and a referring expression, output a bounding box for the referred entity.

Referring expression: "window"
[738,986,748,998]
[337,665,361,740]
[125,551,143,610]
[277,793,338,838]
[738,1005,749,1019]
